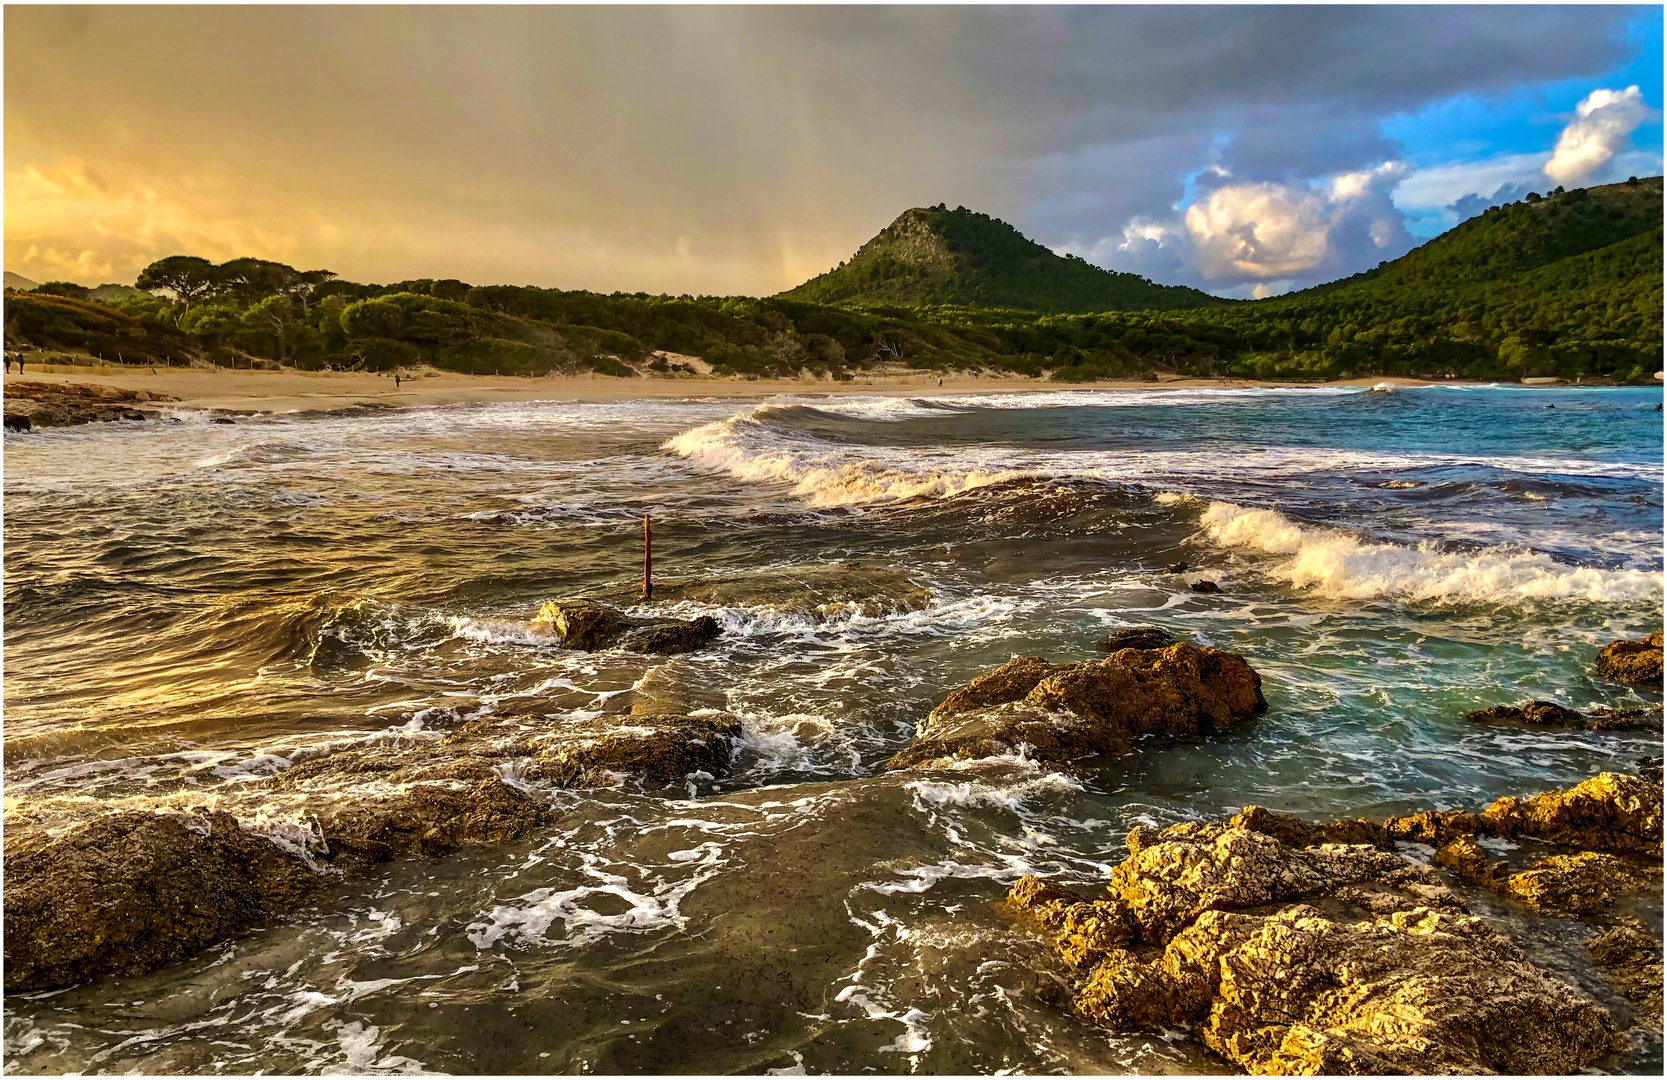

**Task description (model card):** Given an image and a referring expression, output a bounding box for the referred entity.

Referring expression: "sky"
[5,4,1662,299]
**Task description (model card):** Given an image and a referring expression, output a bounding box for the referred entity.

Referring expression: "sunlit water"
[3,384,1662,1073]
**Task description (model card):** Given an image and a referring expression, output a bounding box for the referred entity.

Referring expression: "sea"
[2,383,1662,1073]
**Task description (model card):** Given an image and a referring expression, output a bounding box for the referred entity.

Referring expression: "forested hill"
[3,179,1661,383]
[778,205,1224,313]
[1189,175,1663,379]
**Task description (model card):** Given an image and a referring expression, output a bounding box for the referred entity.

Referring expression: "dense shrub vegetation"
[3,178,1659,383]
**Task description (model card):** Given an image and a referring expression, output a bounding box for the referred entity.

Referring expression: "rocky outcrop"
[1588,919,1664,1023]
[1385,771,1663,858]
[533,598,721,654]
[3,809,322,993]
[2,380,177,428]
[889,643,1265,770]
[1465,699,1660,731]
[1095,626,1176,652]
[1594,631,1663,685]
[1008,814,1620,1075]
[5,705,745,992]
[1188,580,1222,594]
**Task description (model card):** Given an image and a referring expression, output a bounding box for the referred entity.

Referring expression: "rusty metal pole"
[642,513,653,601]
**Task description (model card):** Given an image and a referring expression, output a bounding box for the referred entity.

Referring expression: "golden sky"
[5,5,1657,296]
[5,6,1010,293]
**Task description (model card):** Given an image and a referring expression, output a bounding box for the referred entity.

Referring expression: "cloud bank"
[1545,85,1652,185]
[3,6,1658,295]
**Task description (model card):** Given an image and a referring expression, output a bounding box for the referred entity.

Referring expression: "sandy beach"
[1,364,1444,413]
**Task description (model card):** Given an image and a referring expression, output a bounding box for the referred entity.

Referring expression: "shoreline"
[2,366,1467,415]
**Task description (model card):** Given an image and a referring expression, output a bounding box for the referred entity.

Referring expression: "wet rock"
[1465,699,1660,731]
[926,656,1066,723]
[1477,771,1663,858]
[1095,626,1176,652]
[1432,835,1511,890]
[1,380,177,428]
[3,810,322,993]
[1385,771,1663,858]
[1503,851,1656,916]
[533,598,721,654]
[1229,804,1392,850]
[1588,918,1664,1023]
[313,779,552,869]
[1008,817,1619,1075]
[1638,755,1664,783]
[617,615,721,655]
[529,712,742,787]
[1594,631,1664,686]
[534,598,634,650]
[1188,580,1222,594]
[1076,904,1617,1075]
[1162,562,1190,574]
[891,643,1265,770]
[3,412,31,432]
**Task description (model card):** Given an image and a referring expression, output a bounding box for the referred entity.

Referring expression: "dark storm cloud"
[3,5,1642,293]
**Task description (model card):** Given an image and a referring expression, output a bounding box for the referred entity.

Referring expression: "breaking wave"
[663,406,1027,506]
[1197,500,1663,603]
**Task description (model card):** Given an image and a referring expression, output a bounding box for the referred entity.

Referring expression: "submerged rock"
[529,713,742,787]
[1095,626,1176,652]
[1008,814,1620,1074]
[1188,579,1222,594]
[1465,699,1660,731]
[889,642,1265,770]
[1588,918,1664,1023]
[3,810,321,993]
[3,707,744,994]
[1594,631,1664,686]
[533,598,721,654]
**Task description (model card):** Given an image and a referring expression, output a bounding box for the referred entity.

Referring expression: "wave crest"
[1198,501,1663,603]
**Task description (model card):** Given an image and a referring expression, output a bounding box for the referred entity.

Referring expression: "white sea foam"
[1198,501,1663,603]
[663,410,1027,506]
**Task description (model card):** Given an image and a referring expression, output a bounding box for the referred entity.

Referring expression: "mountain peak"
[779,205,1223,313]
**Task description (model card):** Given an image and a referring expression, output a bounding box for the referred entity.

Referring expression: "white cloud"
[1544,85,1650,186]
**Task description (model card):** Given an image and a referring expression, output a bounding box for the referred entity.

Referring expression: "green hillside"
[4,179,1660,383]
[778,204,1223,313]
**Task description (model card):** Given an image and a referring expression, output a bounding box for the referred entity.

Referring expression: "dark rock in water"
[1188,579,1222,594]
[889,642,1265,770]
[313,779,552,869]
[530,713,743,786]
[1162,562,1189,574]
[2,810,322,993]
[533,598,721,654]
[1595,631,1663,686]
[1466,699,1585,727]
[1463,699,1659,731]
[210,416,237,425]
[617,615,721,655]
[1,380,177,428]
[1588,918,1664,1023]
[1007,817,1618,1074]
[536,598,634,650]
[1639,755,1664,783]
[1095,626,1176,652]
[3,412,31,432]
[1386,771,1663,858]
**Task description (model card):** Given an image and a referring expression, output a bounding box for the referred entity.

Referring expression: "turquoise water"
[3,384,1662,1072]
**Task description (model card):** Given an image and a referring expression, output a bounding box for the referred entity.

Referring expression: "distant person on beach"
[4,358,11,373]
[394,373,401,389]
